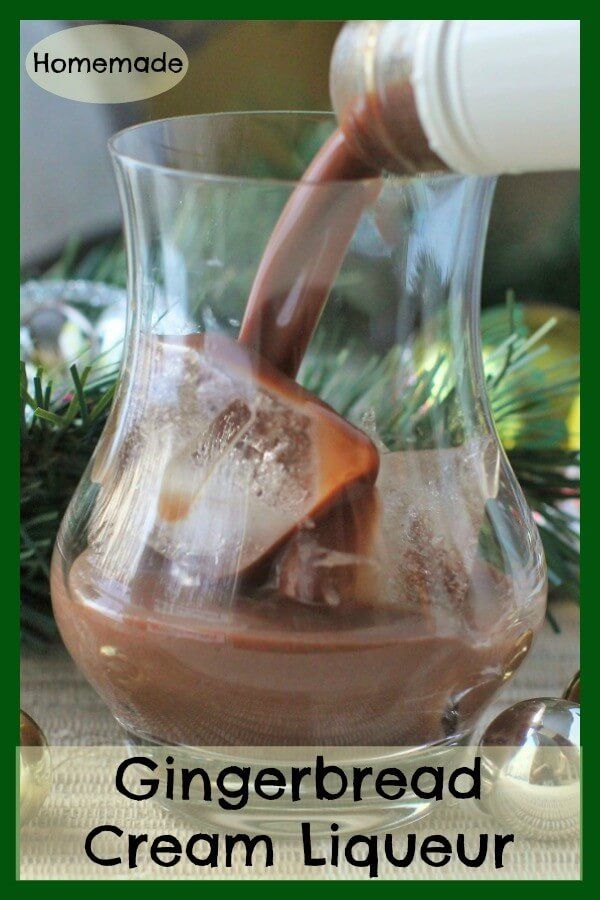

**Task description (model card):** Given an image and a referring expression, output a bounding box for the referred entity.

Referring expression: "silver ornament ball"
[20,279,126,388]
[478,698,580,841]
[20,710,52,826]
[563,670,580,703]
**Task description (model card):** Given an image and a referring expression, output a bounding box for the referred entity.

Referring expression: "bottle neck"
[330,19,580,176]
[330,20,444,175]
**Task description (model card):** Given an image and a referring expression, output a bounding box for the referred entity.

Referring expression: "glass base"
[123,729,471,838]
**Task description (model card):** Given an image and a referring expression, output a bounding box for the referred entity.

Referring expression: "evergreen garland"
[20,240,580,643]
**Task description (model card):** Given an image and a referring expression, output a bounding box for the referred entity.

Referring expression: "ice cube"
[148,332,379,584]
[275,483,382,607]
[275,440,500,613]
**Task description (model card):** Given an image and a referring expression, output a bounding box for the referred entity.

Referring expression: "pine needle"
[20,239,580,643]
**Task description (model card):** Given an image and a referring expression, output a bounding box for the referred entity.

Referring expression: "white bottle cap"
[413,20,580,174]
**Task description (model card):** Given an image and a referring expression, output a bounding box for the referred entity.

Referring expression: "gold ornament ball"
[19,710,52,826]
[521,304,579,452]
[483,303,579,452]
[408,302,579,452]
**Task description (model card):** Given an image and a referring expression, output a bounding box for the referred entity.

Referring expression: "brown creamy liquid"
[52,129,546,746]
[51,551,538,746]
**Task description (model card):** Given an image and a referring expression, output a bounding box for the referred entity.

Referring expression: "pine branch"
[20,239,580,642]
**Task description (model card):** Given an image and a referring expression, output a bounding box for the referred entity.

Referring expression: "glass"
[51,112,546,830]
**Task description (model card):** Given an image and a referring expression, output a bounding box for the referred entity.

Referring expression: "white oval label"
[25,24,188,103]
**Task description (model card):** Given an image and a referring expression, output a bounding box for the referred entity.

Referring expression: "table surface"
[20,602,580,880]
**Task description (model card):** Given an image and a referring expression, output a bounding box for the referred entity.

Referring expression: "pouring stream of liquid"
[238,128,380,378]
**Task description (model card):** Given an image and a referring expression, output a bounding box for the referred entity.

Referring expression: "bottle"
[330,19,580,175]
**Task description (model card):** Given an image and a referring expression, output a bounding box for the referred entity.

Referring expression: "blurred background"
[21,19,579,312]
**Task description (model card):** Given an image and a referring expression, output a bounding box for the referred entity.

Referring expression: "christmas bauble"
[406,301,579,452]
[478,698,580,840]
[482,303,579,452]
[19,710,52,826]
[20,279,126,391]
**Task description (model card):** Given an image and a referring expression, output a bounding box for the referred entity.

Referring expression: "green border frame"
[13,10,586,888]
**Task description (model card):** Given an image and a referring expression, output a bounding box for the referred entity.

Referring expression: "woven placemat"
[20,602,580,880]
